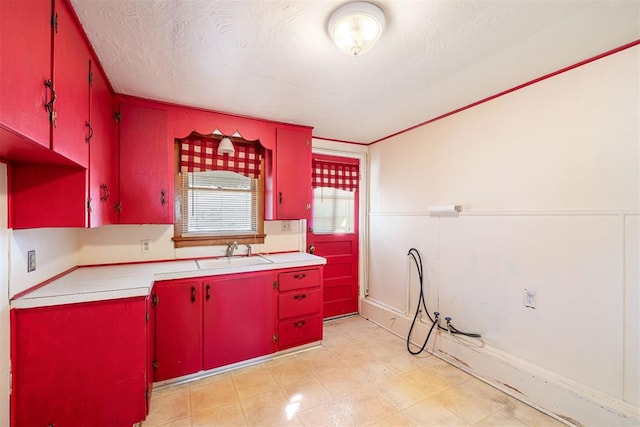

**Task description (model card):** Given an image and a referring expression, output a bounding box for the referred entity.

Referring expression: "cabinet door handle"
[294,294,306,300]
[85,120,94,143]
[100,184,110,201]
[44,79,57,126]
[279,192,283,204]
[191,286,196,303]
[294,320,306,328]
[206,284,211,301]
[293,273,306,280]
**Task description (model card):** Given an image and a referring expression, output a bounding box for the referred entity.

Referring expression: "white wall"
[365,45,639,425]
[0,163,10,427]
[76,220,303,266]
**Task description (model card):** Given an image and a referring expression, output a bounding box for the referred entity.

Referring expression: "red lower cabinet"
[153,272,277,381]
[203,272,277,369]
[276,268,323,350]
[153,279,203,382]
[10,297,148,427]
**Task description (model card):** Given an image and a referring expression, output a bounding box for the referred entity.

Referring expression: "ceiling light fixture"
[217,136,235,155]
[328,1,386,57]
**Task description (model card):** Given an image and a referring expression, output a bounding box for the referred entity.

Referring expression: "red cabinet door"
[11,298,147,427]
[153,279,203,381]
[51,0,90,167]
[88,63,118,227]
[203,272,277,370]
[118,103,172,224]
[271,127,312,219]
[0,0,52,148]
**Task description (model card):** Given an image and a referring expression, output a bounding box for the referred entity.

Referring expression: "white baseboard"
[361,299,640,427]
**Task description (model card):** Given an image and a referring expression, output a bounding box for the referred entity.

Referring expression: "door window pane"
[312,187,354,234]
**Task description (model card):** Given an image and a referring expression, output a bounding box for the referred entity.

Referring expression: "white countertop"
[11,253,326,309]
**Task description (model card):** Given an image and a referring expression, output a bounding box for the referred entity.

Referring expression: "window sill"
[173,234,266,248]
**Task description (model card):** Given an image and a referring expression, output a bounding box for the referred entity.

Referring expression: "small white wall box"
[427,205,463,215]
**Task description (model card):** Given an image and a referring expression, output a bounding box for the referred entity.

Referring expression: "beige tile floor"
[143,315,565,427]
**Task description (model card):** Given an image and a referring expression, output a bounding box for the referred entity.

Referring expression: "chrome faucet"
[226,241,238,258]
[246,244,252,257]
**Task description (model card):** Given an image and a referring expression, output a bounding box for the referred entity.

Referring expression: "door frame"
[309,146,369,314]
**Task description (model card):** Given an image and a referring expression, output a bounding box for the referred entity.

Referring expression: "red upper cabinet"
[88,63,118,227]
[265,127,312,220]
[118,103,172,224]
[0,0,53,149]
[51,0,91,168]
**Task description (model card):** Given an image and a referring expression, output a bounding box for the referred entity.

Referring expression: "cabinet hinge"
[88,70,94,86]
[272,281,278,290]
[306,203,311,210]
[146,388,150,401]
[146,311,150,322]
[272,333,278,343]
[152,294,159,307]
[113,111,122,122]
[306,139,311,146]
[153,360,158,370]
[51,12,58,33]
[86,198,93,212]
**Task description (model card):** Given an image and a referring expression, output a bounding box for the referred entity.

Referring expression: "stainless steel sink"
[196,255,272,270]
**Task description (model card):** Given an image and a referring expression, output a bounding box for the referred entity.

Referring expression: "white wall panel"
[624,215,639,405]
[367,45,639,423]
[10,228,78,297]
[438,214,623,397]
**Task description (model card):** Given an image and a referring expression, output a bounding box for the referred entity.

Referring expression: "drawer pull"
[294,320,306,328]
[293,294,307,300]
[206,284,211,301]
[293,273,306,280]
[191,286,196,303]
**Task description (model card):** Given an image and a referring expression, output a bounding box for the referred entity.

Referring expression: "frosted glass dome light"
[328,2,386,57]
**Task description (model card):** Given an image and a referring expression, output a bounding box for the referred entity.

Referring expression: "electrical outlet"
[524,289,536,308]
[27,250,36,272]
[281,221,292,232]
[141,239,151,254]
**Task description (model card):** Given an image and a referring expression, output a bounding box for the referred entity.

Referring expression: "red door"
[51,0,90,167]
[153,279,203,381]
[203,272,276,370]
[0,0,52,148]
[307,154,360,318]
[118,103,172,224]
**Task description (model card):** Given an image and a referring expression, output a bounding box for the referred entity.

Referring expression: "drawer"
[278,268,320,292]
[279,288,321,320]
[278,314,323,350]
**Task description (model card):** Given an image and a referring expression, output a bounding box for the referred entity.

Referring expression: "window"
[311,155,359,234]
[173,134,265,248]
[312,187,355,234]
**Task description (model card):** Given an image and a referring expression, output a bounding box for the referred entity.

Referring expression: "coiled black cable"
[406,248,481,356]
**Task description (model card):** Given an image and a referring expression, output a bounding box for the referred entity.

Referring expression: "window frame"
[172,137,266,248]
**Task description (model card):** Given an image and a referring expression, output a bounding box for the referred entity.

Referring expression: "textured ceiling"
[70,0,639,144]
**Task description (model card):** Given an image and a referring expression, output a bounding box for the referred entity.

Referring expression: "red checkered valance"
[179,137,262,179]
[312,159,359,192]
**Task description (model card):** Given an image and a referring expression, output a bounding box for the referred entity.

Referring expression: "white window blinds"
[181,170,258,236]
[312,187,355,234]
